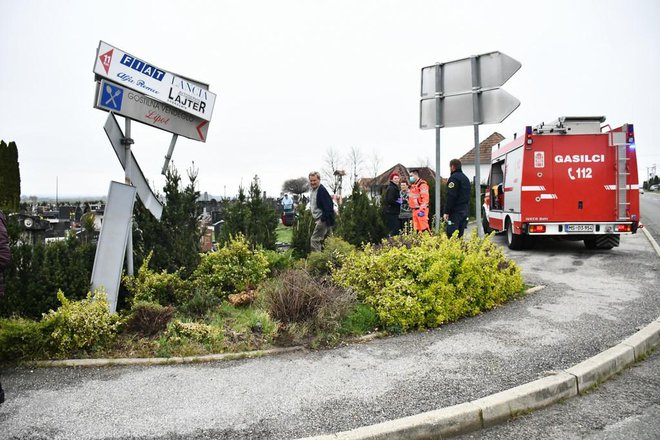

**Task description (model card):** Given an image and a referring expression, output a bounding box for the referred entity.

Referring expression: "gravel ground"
[0,232,658,440]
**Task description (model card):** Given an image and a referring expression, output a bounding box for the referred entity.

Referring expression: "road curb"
[298,316,660,439]
[640,225,660,257]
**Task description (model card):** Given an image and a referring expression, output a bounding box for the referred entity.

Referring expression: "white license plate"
[565,224,594,232]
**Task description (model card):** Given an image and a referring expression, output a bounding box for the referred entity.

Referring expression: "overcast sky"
[1,0,658,200]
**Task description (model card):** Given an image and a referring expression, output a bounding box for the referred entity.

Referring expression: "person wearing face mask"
[407,169,430,232]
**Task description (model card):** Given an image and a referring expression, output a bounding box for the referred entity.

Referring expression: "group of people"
[383,159,471,238]
[305,159,471,253]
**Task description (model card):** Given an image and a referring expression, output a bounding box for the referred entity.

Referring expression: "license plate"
[565,224,594,232]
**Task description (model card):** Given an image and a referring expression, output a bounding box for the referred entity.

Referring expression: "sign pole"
[471,56,484,238]
[124,118,134,276]
[434,63,442,233]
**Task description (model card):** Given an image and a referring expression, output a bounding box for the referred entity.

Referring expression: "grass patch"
[276,224,293,244]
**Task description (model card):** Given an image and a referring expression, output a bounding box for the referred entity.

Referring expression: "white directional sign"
[95,79,209,142]
[419,88,520,129]
[421,51,521,97]
[91,181,136,314]
[93,41,216,122]
[103,112,163,220]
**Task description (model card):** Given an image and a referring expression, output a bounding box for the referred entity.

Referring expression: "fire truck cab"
[482,116,640,250]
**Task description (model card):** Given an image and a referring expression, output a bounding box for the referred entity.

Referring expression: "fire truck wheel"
[584,239,597,249]
[506,219,525,250]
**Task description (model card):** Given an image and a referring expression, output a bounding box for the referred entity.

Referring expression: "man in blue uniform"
[443,158,471,238]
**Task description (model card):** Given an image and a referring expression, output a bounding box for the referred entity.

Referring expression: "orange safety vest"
[408,178,429,210]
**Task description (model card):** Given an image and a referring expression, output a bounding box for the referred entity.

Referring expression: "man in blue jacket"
[308,171,335,252]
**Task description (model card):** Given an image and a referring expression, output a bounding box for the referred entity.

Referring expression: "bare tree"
[369,149,382,178]
[323,147,344,194]
[282,177,310,197]
[346,146,364,189]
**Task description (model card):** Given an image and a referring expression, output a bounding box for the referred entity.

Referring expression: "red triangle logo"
[99,49,113,75]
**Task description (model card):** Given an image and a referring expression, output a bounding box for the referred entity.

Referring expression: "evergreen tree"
[291,204,314,258]
[0,140,21,212]
[336,183,386,247]
[133,164,202,277]
[246,175,278,250]
[218,186,249,244]
[219,175,278,250]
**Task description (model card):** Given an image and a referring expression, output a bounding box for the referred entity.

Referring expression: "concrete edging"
[299,316,660,440]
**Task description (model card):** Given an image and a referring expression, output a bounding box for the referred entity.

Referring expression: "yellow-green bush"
[123,253,193,307]
[42,290,121,357]
[332,231,523,332]
[191,234,269,296]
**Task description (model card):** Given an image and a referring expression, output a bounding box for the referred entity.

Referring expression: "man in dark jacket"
[0,209,10,404]
[443,159,471,238]
[308,171,336,252]
[383,172,401,236]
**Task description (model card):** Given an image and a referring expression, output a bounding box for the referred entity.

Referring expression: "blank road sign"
[421,51,522,97]
[420,88,521,129]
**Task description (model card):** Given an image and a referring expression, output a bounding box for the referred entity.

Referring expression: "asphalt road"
[1,229,658,439]
[641,191,660,241]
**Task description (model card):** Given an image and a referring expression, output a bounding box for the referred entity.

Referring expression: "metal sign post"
[471,56,483,237]
[124,118,134,276]
[420,51,521,236]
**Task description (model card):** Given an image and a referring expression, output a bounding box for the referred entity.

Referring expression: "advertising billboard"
[95,79,209,142]
[93,41,215,122]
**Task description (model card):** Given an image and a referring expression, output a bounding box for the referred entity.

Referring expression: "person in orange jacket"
[408,169,430,232]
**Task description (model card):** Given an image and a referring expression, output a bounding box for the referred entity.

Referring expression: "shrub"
[339,304,379,336]
[332,231,523,332]
[0,237,96,318]
[262,249,295,276]
[123,252,193,306]
[335,182,387,247]
[0,317,52,362]
[42,290,121,357]
[177,287,221,318]
[191,234,269,297]
[290,207,315,259]
[123,301,175,337]
[164,320,222,345]
[260,269,356,346]
[305,236,355,277]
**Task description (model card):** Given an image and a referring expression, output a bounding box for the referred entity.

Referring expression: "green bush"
[290,207,315,259]
[332,231,523,332]
[123,253,193,307]
[0,237,96,318]
[191,234,269,297]
[262,249,295,276]
[0,317,52,362]
[42,290,121,357]
[336,183,387,247]
[339,304,379,336]
[305,236,355,276]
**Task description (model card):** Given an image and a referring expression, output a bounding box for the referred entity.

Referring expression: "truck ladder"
[610,127,631,221]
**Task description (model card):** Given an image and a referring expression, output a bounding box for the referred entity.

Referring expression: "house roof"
[361,164,439,189]
[459,132,505,165]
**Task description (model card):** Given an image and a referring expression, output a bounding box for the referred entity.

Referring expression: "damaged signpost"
[419,51,521,235]
[91,41,216,313]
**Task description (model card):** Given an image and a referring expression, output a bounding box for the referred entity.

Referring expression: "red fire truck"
[482,116,640,250]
